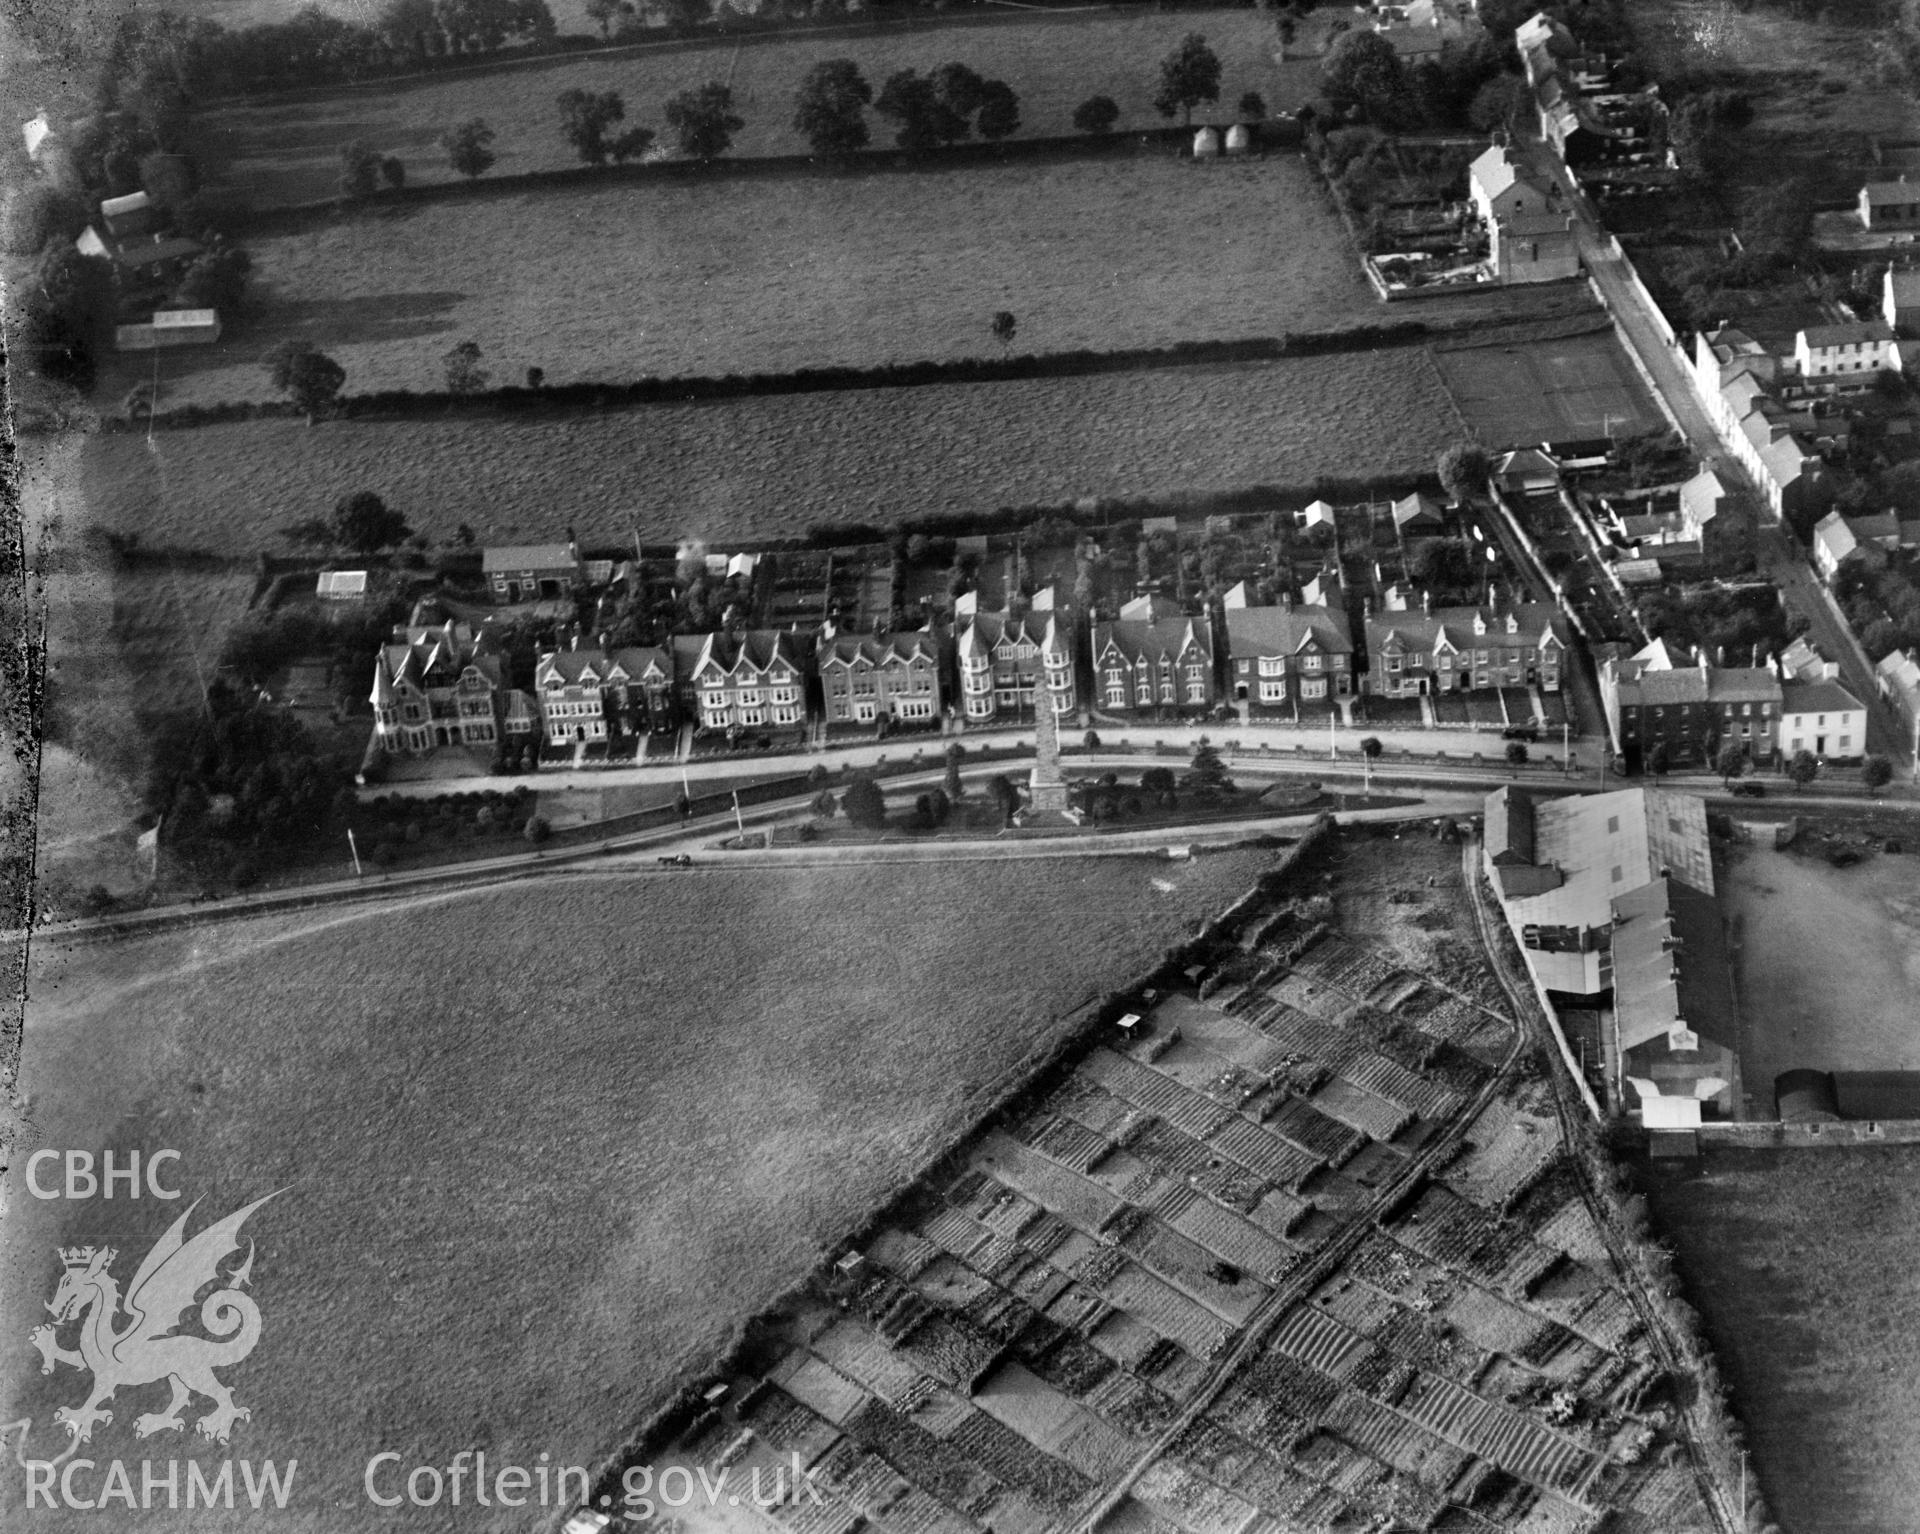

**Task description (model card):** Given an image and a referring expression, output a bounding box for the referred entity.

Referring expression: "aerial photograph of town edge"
[4,0,1920,1530]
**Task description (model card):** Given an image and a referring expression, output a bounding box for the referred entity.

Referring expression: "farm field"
[76,348,1469,557]
[1721,843,1920,1116]
[1642,1145,1920,1534]
[195,8,1290,207]
[2,852,1272,1534]
[1429,329,1667,448]
[113,156,1396,406]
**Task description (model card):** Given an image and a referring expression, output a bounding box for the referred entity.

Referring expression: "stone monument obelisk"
[1016,691,1082,826]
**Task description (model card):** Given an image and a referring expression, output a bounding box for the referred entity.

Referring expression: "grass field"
[78,348,1468,557]
[1642,1144,1920,1534]
[3,852,1271,1532]
[195,8,1290,207]
[1429,329,1666,447]
[1722,843,1920,1115]
[111,156,1402,406]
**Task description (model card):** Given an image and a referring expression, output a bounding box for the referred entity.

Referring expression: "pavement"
[365,719,1589,801]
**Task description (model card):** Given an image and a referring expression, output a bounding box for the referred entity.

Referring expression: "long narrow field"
[195,8,1289,207]
[2,853,1272,1534]
[77,348,1469,556]
[1642,1146,1920,1534]
[113,157,1384,406]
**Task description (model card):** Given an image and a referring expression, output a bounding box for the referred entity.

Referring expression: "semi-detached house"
[1223,600,1353,714]
[818,626,944,725]
[1090,595,1215,716]
[370,619,514,756]
[687,629,811,734]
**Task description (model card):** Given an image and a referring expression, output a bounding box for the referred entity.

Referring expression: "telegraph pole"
[348,828,364,878]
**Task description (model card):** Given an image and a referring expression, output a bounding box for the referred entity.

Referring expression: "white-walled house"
[1778,680,1866,761]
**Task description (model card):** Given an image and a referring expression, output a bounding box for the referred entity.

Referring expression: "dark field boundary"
[115,324,1452,434]
[213,123,1297,231]
[589,814,1337,1499]
[196,1,1235,111]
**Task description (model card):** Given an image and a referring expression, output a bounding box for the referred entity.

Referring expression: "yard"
[74,347,1469,558]
[3,850,1273,1533]
[1720,840,1920,1115]
[111,155,1393,407]
[1641,1143,1920,1534]
[193,7,1291,208]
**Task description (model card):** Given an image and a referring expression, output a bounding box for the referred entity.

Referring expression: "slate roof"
[1613,666,1780,708]
[1799,320,1895,349]
[1093,615,1213,666]
[1365,603,1567,654]
[1862,180,1920,207]
[1779,680,1863,717]
[1224,603,1351,659]
[819,630,942,668]
[484,543,578,571]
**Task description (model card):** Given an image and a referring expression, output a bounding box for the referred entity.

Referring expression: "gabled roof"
[1886,266,1920,306]
[484,543,577,571]
[1391,491,1445,530]
[1224,603,1350,659]
[1484,785,1535,867]
[1119,593,1184,623]
[1877,647,1920,694]
[1365,603,1567,654]
[1469,144,1553,205]
[689,628,811,679]
[1093,615,1214,667]
[1494,446,1559,483]
[955,609,1069,661]
[819,629,942,669]
[1799,320,1895,349]
[1779,679,1863,716]
[1758,434,1814,485]
[1863,180,1920,207]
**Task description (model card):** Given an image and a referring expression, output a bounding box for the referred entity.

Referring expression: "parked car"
[1501,724,1540,742]
[657,853,694,868]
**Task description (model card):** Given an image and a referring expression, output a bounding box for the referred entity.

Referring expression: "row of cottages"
[1090,594,1216,715]
[1222,589,1354,713]
[370,619,538,756]
[1811,508,1920,582]
[1483,785,1739,1126]
[1876,648,1920,761]
[1689,326,1829,522]
[1467,144,1579,286]
[1363,602,1569,698]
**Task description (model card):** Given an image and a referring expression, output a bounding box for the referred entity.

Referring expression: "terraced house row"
[368,583,1579,760]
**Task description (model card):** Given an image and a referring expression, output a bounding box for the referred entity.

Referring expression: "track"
[1462,841,1741,1534]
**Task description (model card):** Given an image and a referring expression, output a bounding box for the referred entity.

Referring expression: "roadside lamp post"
[348,828,363,878]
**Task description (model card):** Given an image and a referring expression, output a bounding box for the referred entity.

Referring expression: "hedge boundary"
[212,122,1298,234]
[114,317,1429,434]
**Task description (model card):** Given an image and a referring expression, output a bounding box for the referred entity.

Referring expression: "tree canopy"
[841,776,887,828]
[331,490,412,553]
[1154,33,1222,126]
[441,117,497,179]
[1073,94,1120,135]
[557,89,652,164]
[1321,29,1414,127]
[664,81,744,160]
[265,340,346,422]
[794,58,872,157]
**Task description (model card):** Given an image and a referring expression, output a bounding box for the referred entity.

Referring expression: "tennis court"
[1432,329,1666,448]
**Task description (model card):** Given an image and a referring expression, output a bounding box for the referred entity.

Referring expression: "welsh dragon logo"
[28,1194,277,1446]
